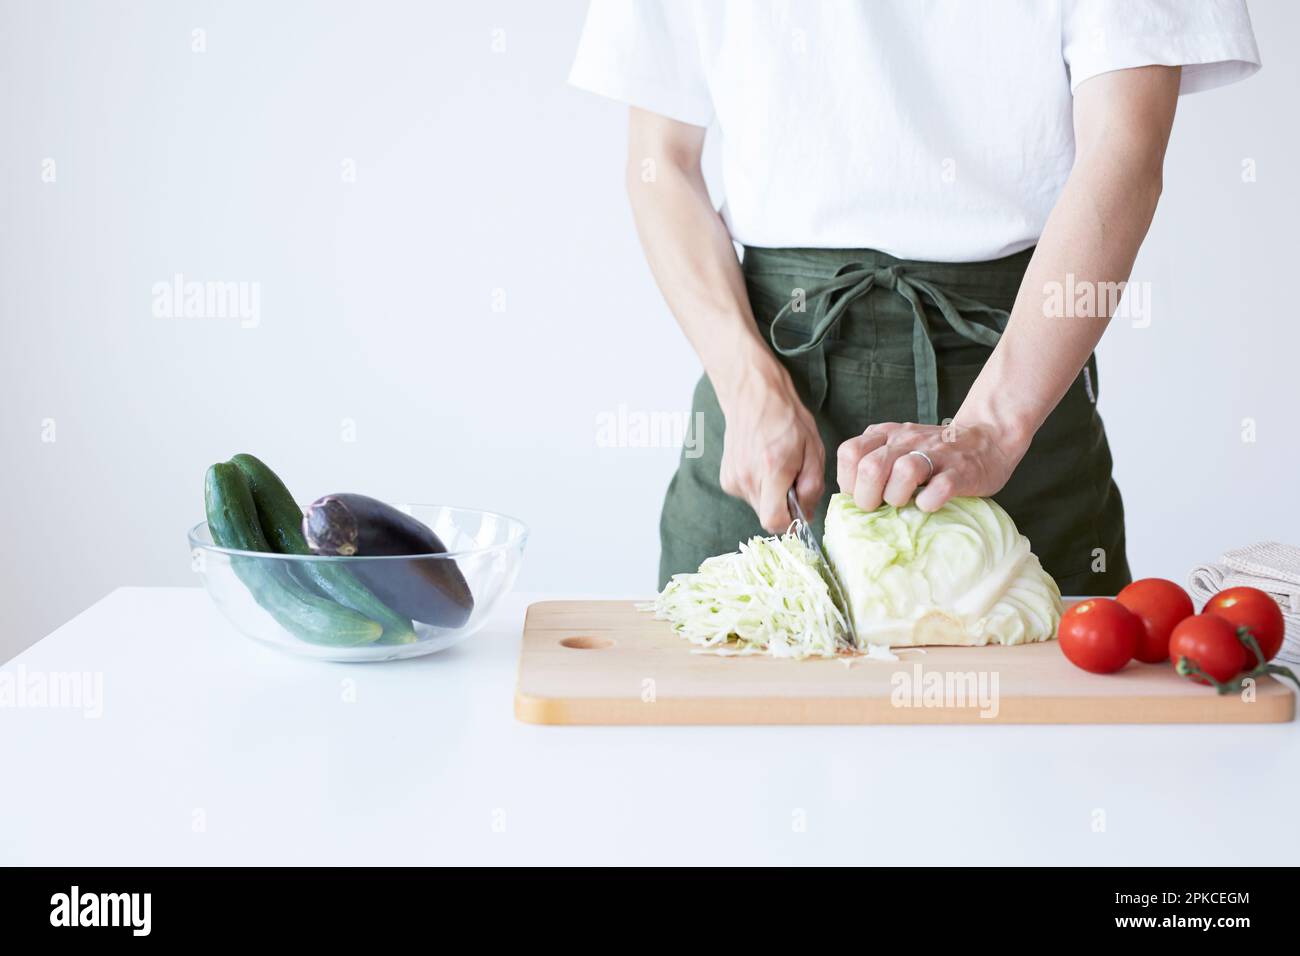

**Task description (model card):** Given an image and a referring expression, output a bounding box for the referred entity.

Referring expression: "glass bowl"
[188,504,528,662]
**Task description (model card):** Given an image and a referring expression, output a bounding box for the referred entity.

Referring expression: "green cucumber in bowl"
[204,463,382,647]
[229,454,418,644]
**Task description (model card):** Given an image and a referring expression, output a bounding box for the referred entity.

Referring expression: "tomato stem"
[1234,626,1300,691]
[1175,650,1300,696]
[1259,662,1299,688]
[1174,656,1239,695]
[1236,626,1267,669]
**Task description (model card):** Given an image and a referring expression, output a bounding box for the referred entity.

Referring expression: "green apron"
[659,245,1131,597]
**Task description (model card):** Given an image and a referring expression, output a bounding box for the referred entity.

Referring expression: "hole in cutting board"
[560,635,614,650]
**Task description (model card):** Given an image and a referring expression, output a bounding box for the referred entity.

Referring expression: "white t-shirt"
[570,0,1260,262]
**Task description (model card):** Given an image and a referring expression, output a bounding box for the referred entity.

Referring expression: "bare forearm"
[955,155,1160,449]
[956,66,1180,456]
[625,108,825,527]
[625,115,781,410]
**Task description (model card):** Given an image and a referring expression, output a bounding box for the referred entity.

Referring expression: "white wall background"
[1,0,1297,663]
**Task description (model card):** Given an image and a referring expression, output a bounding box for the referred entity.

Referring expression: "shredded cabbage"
[644,532,848,658]
[823,493,1062,647]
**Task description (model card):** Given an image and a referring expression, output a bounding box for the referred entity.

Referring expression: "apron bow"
[767,262,1009,424]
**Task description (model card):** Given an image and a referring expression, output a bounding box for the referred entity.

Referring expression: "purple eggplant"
[303,494,474,629]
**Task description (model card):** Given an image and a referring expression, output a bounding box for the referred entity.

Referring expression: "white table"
[1,587,1296,866]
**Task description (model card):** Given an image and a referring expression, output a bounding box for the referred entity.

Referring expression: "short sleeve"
[568,0,713,127]
[1062,0,1261,95]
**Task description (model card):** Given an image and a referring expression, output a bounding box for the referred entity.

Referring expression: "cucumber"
[204,463,382,647]
[229,454,418,644]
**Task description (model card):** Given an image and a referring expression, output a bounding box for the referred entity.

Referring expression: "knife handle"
[786,487,803,526]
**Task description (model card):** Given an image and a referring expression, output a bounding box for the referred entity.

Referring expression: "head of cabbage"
[823,493,1061,646]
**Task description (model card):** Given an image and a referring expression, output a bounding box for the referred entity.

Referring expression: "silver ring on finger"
[905,449,935,483]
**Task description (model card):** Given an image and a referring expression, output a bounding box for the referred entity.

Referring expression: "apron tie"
[767,262,1009,424]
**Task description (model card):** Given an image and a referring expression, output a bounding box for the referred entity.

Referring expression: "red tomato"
[1057,598,1141,674]
[1169,614,1249,684]
[1116,578,1194,663]
[1203,586,1285,667]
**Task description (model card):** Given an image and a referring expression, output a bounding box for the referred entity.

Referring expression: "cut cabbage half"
[823,493,1062,647]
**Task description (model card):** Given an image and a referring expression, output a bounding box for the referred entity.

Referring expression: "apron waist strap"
[767,262,1009,425]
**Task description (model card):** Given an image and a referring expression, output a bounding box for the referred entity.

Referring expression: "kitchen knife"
[786,488,858,651]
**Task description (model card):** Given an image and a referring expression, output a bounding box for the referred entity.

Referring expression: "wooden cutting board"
[515,600,1295,725]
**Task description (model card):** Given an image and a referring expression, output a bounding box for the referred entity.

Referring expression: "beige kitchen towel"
[1188,542,1300,665]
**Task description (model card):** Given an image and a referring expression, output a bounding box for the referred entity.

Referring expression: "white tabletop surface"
[1,586,1296,866]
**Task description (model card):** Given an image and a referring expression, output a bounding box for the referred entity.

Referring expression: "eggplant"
[303,494,474,629]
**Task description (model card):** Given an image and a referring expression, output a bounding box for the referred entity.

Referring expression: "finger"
[836,431,887,493]
[914,470,959,512]
[853,444,905,512]
[719,463,739,499]
[883,451,933,508]
[795,438,825,518]
[719,460,752,505]
[757,462,801,534]
[866,421,901,436]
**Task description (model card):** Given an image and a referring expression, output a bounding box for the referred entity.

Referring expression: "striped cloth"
[1188,542,1300,665]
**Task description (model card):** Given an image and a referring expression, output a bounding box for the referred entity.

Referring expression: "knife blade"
[786,488,858,651]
